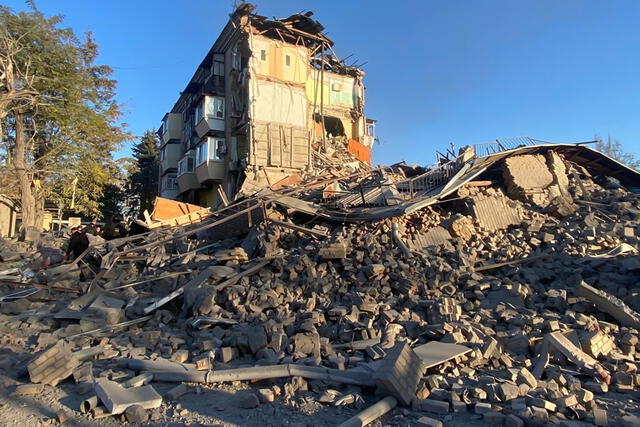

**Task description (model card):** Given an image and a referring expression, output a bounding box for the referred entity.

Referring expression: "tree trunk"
[14,112,38,230]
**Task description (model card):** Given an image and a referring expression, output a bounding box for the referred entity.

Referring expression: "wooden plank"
[143,266,219,315]
[474,254,548,272]
[151,197,205,221]
[215,259,271,291]
[147,208,211,229]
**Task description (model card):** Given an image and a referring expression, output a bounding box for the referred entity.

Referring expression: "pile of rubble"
[1,142,640,426]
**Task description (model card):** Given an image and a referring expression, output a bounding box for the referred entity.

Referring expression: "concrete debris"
[1,139,640,425]
[124,404,149,423]
[94,378,162,414]
[28,340,80,386]
[578,280,640,328]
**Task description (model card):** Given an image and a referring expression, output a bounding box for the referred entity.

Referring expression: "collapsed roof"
[2,137,640,425]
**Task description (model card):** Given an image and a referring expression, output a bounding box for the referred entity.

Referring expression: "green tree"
[0,5,129,229]
[595,134,640,170]
[127,131,160,219]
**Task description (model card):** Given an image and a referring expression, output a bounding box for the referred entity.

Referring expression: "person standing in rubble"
[63,226,90,261]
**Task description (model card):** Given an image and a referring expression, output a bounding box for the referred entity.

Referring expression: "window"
[195,96,224,124]
[196,143,206,165]
[212,53,224,76]
[285,54,291,66]
[165,175,177,190]
[162,117,169,135]
[366,123,376,136]
[160,148,166,161]
[183,118,193,141]
[194,103,203,125]
[207,97,224,119]
[178,156,195,176]
[260,49,266,61]
[196,138,225,165]
[209,137,226,161]
[231,45,241,70]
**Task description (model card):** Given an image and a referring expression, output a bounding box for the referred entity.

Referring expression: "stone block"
[125,405,149,423]
[218,347,238,363]
[373,342,424,406]
[412,398,449,415]
[171,349,189,363]
[166,384,188,400]
[94,378,162,415]
[475,402,492,414]
[517,367,537,389]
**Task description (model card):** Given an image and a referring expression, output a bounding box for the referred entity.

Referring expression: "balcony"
[177,153,200,194]
[195,95,225,138]
[195,137,226,184]
[160,143,181,174]
[160,174,178,200]
[161,113,182,144]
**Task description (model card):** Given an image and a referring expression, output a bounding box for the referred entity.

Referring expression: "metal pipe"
[337,396,398,427]
[391,222,411,257]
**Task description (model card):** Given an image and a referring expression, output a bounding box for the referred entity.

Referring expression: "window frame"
[165,174,177,191]
[177,156,195,176]
[196,143,206,165]
[162,117,169,135]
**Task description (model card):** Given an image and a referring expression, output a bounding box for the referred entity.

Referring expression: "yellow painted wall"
[250,36,308,83]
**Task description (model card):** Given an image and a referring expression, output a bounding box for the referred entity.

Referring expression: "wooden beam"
[269,218,328,238]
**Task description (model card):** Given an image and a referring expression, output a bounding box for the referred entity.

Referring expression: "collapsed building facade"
[2,133,640,425]
[158,3,375,207]
[3,4,640,427]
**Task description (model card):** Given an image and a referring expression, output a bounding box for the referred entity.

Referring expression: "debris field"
[1,140,640,426]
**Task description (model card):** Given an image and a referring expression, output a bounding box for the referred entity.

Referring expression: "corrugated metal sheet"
[469,196,521,232]
[408,226,452,250]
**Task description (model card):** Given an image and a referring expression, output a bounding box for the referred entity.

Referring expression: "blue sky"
[6,0,639,166]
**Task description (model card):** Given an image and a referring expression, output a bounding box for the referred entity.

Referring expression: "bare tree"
[595,133,640,171]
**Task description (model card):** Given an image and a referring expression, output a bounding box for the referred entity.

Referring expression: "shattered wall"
[502,151,576,216]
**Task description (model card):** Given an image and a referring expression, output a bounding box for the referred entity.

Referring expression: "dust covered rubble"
[0,150,640,425]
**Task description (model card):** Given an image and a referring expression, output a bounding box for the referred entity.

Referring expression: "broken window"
[208,137,226,161]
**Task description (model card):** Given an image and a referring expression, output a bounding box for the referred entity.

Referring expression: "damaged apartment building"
[158,3,375,207]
